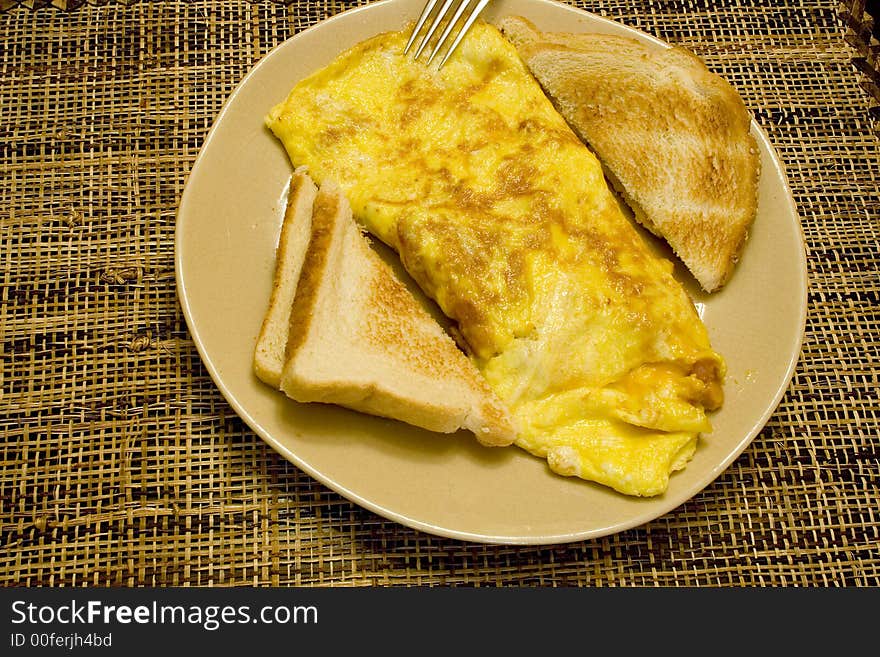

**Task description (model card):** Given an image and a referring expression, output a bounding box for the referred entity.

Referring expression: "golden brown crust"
[253,170,317,387]
[500,16,760,292]
[364,254,458,379]
[285,190,340,361]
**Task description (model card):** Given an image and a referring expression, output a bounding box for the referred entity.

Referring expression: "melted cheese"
[266,22,726,496]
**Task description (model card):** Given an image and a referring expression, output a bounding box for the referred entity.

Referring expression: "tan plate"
[175,0,808,544]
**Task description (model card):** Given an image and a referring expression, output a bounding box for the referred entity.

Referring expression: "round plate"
[175,0,807,544]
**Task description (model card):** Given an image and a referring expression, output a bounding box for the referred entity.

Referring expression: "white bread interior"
[253,168,318,387]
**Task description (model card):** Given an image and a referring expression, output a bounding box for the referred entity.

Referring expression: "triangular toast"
[256,173,516,446]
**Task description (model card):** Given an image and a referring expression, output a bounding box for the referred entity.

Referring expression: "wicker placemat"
[2,0,878,586]
[842,0,880,133]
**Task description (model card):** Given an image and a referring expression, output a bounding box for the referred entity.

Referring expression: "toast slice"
[261,176,515,446]
[254,168,319,388]
[500,16,760,292]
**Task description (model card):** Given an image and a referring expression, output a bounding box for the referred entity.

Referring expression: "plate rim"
[175,0,809,545]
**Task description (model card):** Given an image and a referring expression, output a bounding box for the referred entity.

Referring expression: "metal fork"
[404,0,491,69]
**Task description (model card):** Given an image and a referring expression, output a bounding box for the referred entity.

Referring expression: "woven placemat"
[2,0,878,586]
[841,0,880,132]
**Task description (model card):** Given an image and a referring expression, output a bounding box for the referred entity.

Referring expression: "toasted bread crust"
[276,179,516,446]
[253,169,317,387]
[500,16,760,292]
[285,190,340,362]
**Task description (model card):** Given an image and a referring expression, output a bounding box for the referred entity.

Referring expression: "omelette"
[265,21,726,496]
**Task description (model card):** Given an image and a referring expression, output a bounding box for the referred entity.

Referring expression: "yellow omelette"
[266,21,725,496]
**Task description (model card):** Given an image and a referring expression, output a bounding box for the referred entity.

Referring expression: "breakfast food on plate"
[500,16,760,293]
[254,168,318,388]
[254,171,517,446]
[265,20,726,496]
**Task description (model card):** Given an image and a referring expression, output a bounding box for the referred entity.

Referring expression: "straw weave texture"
[2,0,878,586]
[841,0,879,131]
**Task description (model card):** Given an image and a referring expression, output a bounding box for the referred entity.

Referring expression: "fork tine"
[426,0,473,65]
[435,0,490,69]
[404,0,440,55]
[413,0,457,59]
